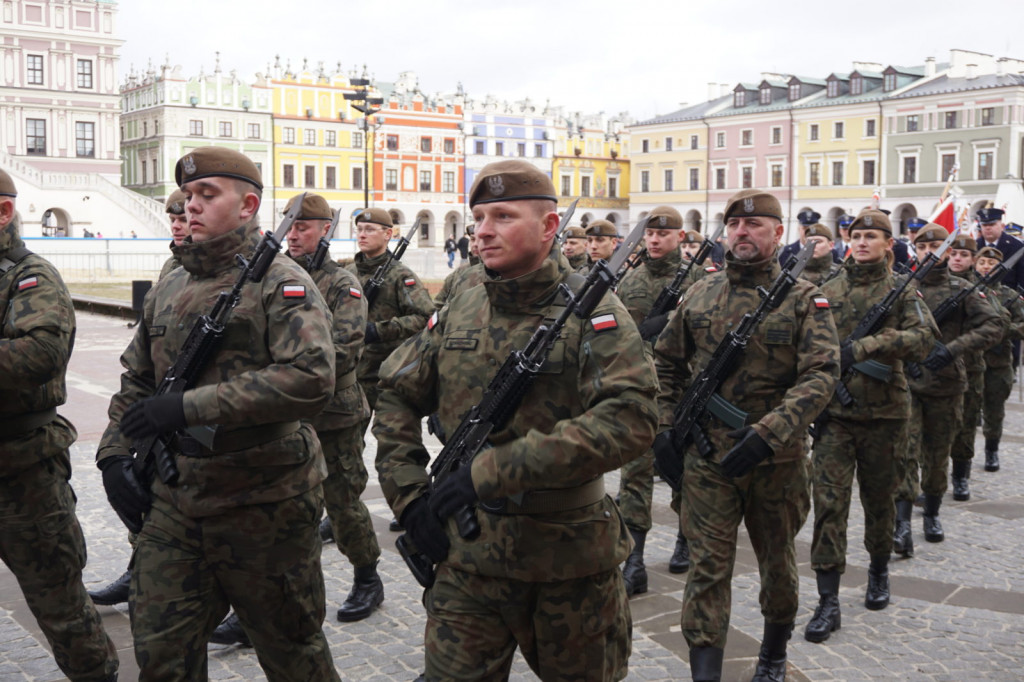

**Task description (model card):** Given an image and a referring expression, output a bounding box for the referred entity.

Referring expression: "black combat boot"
[209,612,251,647]
[752,622,793,681]
[804,570,840,643]
[669,532,690,574]
[337,561,385,622]
[951,460,971,501]
[319,516,334,543]
[865,554,890,610]
[389,516,403,532]
[923,494,944,542]
[893,500,914,558]
[88,570,131,606]
[688,646,724,682]
[621,527,648,597]
[984,438,1000,472]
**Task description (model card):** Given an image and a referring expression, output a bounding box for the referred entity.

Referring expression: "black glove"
[652,430,683,491]
[840,342,856,373]
[401,495,450,564]
[120,393,186,439]
[719,427,774,479]
[364,322,380,344]
[100,455,151,534]
[922,341,954,371]
[636,313,670,342]
[429,466,479,521]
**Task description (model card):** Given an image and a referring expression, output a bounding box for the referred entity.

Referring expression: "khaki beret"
[354,207,393,228]
[681,230,703,244]
[849,209,892,235]
[563,226,586,240]
[913,224,949,244]
[175,147,263,190]
[804,224,834,240]
[949,233,977,253]
[977,246,1003,261]
[285,193,332,221]
[585,220,618,238]
[469,160,557,207]
[0,168,16,198]
[648,205,684,229]
[165,188,186,215]
[724,189,783,222]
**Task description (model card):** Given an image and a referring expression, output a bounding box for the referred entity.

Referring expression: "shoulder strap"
[0,246,32,276]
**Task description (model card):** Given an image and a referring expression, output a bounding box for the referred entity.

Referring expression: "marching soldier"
[800,223,840,285]
[374,160,659,680]
[654,189,840,681]
[680,229,704,262]
[97,147,340,680]
[434,223,485,311]
[561,225,588,271]
[805,209,934,644]
[0,169,119,681]
[585,219,618,269]
[158,188,190,280]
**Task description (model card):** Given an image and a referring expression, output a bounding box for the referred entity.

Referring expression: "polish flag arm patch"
[813,296,830,309]
[404,277,417,287]
[282,284,306,299]
[590,313,618,332]
[349,287,362,298]
[427,311,439,331]
[17,276,38,291]
[705,266,718,273]
[977,291,987,299]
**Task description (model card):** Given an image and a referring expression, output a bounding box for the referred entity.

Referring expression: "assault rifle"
[308,205,342,270]
[638,222,726,342]
[364,218,420,308]
[396,217,649,588]
[653,241,815,492]
[834,227,958,406]
[124,194,305,533]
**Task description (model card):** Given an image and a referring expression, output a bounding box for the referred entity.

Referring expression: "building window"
[641,139,649,153]
[906,115,919,132]
[690,167,700,190]
[833,122,844,139]
[386,134,399,151]
[351,131,363,148]
[832,161,844,186]
[884,73,896,91]
[664,170,673,192]
[325,166,336,189]
[809,162,821,186]
[789,83,801,101]
[665,137,673,152]
[715,168,726,190]
[850,75,863,95]
[863,159,876,186]
[385,168,398,190]
[535,143,544,158]
[741,129,753,146]
[76,59,93,88]
[254,162,262,178]
[640,170,650,192]
[827,80,839,98]
[248,123,261,139]
[442,171,455,193]
[608,177,617,198]
[141,159,147,185]
[741,167,753,189]
[304,128,316,145]
[562,175,572,196]
[981,107,995,126]
[517,142,526,157]
[902,156,917,184]
[716,132,725,148]
[443,138,455,154]
[218,121,232,137]
[324,130,336,146]
[152,159,159,183]
[419,170,432,191]
[27,55,43,85]
[581,176,592,197]
[495,141,504,156]
[304,165,316,188]
[143,121,148,137]
[771,127,782,145]
[475,140,486,155]
[759,87,771,105]
[809,124,819,141]
[767,164,781,187]
[420,137,432,153]
[155,120,160,135]
[283,127,295,144]
[865,119,876,137]
[283,164,294,187]
[75,121,95,158]
[734,91,745,107]
[26,118,46,155]
[690,135,699,150]
[190,119,203,136]
[351,167,363,190]
[978,151,994,180]
[941,153,957,180]
[944,111,958,129]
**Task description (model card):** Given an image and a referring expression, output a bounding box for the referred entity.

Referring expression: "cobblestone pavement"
[2,311,1023,681]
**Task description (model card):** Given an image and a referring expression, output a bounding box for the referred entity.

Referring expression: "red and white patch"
[17,276,38,291]
[403,277,416,287]
[705,266,718,273]
[349,287,362,298]
[977,291,987,299]
[813,297,830,309]
[282,285,306,299]
[427,311,439,331]
[590,313,618,332]
[916,290,925,298]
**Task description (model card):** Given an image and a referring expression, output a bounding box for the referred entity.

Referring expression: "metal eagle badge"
[487,175,505,197]
[743,198,755,213]
[182,156,197,176]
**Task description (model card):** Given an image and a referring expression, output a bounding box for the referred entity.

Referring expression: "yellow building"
[552,112,631,230]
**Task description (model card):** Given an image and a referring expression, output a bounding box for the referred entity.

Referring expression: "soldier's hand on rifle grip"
[720,426,774,479]
[401,495,450,564]
[652,430,683,491]
[364,322,380,345]
[430,466,479,523]
[922,341,954,371]
[121,393,186,439]
[99,455,151,534]
[840,342,856,373]
[637,312,670,342]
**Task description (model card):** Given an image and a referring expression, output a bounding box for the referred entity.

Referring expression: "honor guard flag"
[929,196,957,233]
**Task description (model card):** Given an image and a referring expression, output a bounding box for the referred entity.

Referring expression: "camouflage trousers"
[898,392,963,501]
[320,421,380,568]
[617,449,653,532]
[810,418,903,571]
[982,363,1014,442]
[951,369,983,462]
[679,454,810,649]
[131,490,339,682]
[422,564,631,681]
[0,452,118,681]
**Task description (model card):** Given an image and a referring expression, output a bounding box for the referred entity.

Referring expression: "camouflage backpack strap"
[0,246,32,277]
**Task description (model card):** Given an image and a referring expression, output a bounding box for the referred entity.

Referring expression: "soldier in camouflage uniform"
[801,224,841,286]
[895,225,1001,552]
[434,223,485,311]
[976,247,1024,472]
[653,189,840,682]
[97,148,340,681]
[0,170,119,681]
[679,229,703,261]
[804,209,935,644]
[374,160,659,681]
[585,219,618,271]
[561,225,588,272]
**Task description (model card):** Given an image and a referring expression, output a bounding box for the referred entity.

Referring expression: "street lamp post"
[344,76,384,209]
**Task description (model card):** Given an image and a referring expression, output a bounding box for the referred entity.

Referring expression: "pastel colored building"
[551,111,631,230]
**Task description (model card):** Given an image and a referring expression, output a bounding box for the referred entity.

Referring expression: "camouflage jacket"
[158,241,182,281]
[983,282,1024,369]
[616,248,713,330]
[654,251,840,463]
[0,224,77,475]
[950,270,989,375]
[909,265,1002,397]
[821,259,935,420]
[373,250,659,582]
[802,252,841,287]
[98,222,335,517]
[339,250,433,381]
[566,252,587,272]
[433,261,488,311]
[293,254,371,431]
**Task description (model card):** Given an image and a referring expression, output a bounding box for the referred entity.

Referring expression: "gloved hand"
[364,322,380,344]
[652,430,683,491]
[922,341,954,371]
[120,393,186,439]
[637,313,670,342]
[401,495,450,564]
[99,455,151,534]
[840,342,856,373]
[719,426,774,479]
[429,465,479,521]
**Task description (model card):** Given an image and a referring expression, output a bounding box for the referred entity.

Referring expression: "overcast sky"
[118,0,1024,123]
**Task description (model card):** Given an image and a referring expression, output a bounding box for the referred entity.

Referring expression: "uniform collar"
[845,257,890,284]
[921,262,950,285]
[645,246,682,277]
[482,247,568,313]
[353,249,390,274]
[177,221,259,278]
[805,252,835,275]
[0,222,23,256]
[724,249,780,287]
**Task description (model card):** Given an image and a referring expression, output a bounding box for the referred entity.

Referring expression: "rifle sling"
[479,477,605,515]
[336,370,357,391]
[175,420,301,456]
[0,407,57,439]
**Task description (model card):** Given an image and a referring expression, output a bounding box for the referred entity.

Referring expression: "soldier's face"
[287,219,329,257]
[473,200,558,279]
[808,235,834,258]
[915,240,948,263]
[644,228,681,260]
[980,221,1003,243]
[947,248,975,274]
[680,241,702,260]
[587,235,616,261]
[181,177,259,242]
[976,256,1000,277]
[168,213,189,246]
[356,222,392,257]
[726,216,783,262]
[469,232,479,256]
[562,237,585,258]
[849,229,892,263]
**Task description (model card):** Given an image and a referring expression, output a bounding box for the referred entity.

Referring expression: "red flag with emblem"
[929,196,956,233]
